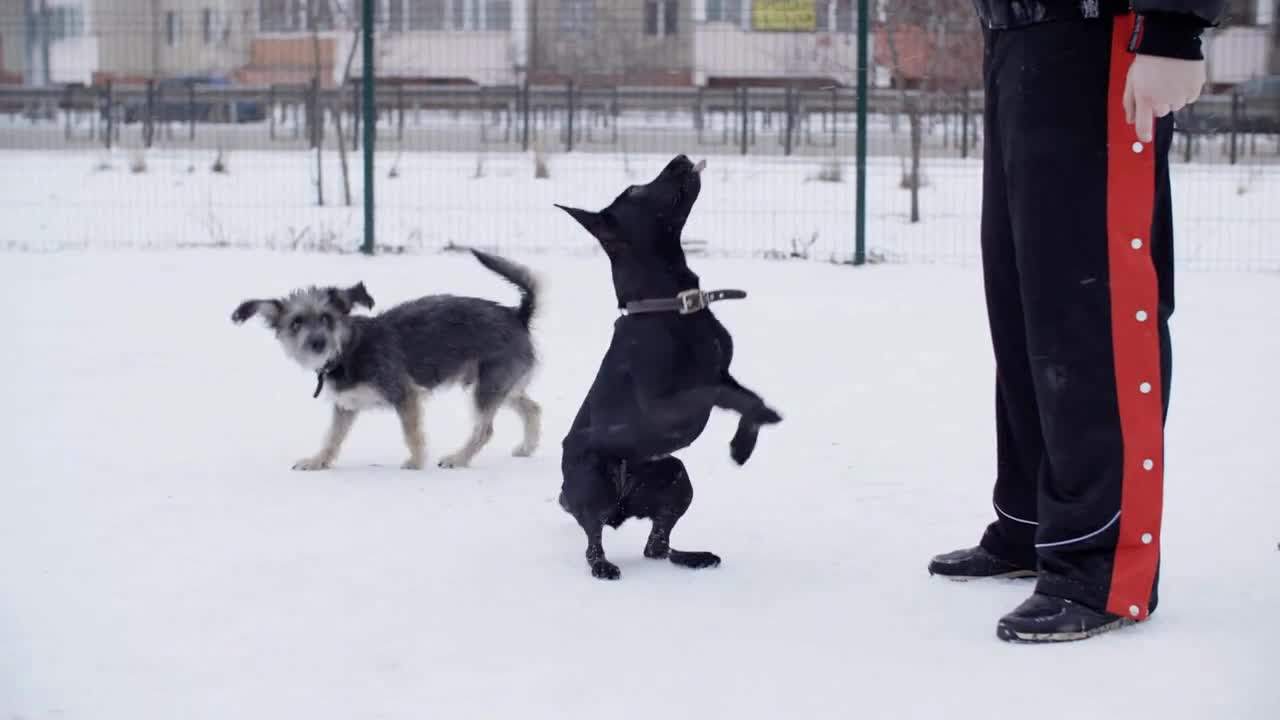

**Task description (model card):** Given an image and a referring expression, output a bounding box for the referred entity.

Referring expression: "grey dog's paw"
[293,456,331,471]
[437,454,469,469]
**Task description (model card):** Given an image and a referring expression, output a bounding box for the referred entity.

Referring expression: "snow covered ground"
[1,250,1277,719]
[2,149,1277,270]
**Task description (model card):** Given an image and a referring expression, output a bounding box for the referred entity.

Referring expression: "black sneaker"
[927,545,1036,580]
[996,593,1136,643]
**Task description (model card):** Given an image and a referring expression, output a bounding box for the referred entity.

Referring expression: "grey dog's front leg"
[294,406,358,471]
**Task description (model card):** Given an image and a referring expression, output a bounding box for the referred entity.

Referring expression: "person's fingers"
[1153,102,1172,117]
[1135,95,1154,143]
[1124,71,1137,125]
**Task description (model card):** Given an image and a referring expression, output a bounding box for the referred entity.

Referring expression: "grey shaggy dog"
[232,249,542,471]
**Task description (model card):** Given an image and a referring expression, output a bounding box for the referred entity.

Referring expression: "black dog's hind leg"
[561,454,623,580]
[715,372,783,465]
[584,520,621,580]
[628,457,721,570]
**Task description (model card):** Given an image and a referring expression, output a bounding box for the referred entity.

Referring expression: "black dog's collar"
[621,288,747,316]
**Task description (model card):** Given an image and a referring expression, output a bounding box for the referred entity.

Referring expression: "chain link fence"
[1,2,1276,270]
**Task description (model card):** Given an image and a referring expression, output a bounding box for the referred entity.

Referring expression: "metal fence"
[1,3,1277,271]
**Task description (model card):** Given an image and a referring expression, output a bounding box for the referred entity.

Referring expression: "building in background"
[693,0,863,88]
[1203,0,1275,88]
[4,0,1274,91]
[237,0,339,86]
[343,0,527,86]
[244,1,527,87]
[529,0,693,85]
[0,2,25,84]
[9,0,258,85]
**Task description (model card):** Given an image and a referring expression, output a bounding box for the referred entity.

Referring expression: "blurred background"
[1,0,1275,269]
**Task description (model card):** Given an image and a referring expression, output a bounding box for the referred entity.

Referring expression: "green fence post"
[853,0,869,266]
[361,0,376,255]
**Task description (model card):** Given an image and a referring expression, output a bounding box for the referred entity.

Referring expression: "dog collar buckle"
[676,289,707,315]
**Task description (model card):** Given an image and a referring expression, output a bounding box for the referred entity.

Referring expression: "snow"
[2,148,1277,270]
[1,249,1277,719]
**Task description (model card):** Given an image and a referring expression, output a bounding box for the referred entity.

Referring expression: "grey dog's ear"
[327,282,375,315]
[232,299,284,327]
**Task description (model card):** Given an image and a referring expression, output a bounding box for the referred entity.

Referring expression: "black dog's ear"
[555,204,617,245]
[327,282,375,315]
[232,299,284,327]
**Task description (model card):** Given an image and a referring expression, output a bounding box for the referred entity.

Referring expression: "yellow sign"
[752,0,817,31]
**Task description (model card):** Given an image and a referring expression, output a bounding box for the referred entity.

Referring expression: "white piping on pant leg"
[995,502,1039,526]
[1034,511,1122,549]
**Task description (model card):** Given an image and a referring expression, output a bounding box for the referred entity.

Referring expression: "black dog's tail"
[470,248,539,328]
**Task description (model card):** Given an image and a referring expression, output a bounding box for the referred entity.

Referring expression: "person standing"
[928,0,1227,643]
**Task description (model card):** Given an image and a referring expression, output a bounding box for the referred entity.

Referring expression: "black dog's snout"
[307,336,327,353]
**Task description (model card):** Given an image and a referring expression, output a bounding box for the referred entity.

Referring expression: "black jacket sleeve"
[1127,1,1229,61]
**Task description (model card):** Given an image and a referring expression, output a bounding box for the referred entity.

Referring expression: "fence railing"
[1,81,1276,271]
[3,83,1277,164]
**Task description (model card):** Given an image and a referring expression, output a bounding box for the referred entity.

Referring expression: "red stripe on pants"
[1104,13,1164,622]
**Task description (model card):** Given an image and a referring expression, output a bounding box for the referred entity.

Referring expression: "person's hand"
[1124,54,1206,143]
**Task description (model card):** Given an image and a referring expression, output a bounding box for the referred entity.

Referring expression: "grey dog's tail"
[470,248,539,328]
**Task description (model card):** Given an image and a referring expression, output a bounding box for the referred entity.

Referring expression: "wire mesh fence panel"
[0,2,1276,270]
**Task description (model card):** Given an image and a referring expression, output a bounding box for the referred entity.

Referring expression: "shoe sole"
[929,569,1038,581]
[996,617,1136,644]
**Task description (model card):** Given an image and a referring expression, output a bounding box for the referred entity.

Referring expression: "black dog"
[555,154,783,580]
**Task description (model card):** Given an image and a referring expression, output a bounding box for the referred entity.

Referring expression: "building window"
[260,0,333,33]
[705,0,741,24]
[559,0,594,36]
[834,0,853,31]
[408,0,446,30]
[313,0,334,29]
[644,0,678,37]
[260,0,296,32]
[47,5,85,41]
[166,11,182,47]
[202,9,215,44]
[485,0,512,30]
[816,0,853,32]
[1222,0,1260,25]
[388,0,508,31]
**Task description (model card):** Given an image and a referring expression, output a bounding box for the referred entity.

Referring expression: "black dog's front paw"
[591,560,622,580]
[754,405,783,425]
[668,550,721,570]
[730,404,781,465]
[730,425,759,465]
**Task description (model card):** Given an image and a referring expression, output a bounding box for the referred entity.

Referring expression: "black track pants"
[976,13,1174,621]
